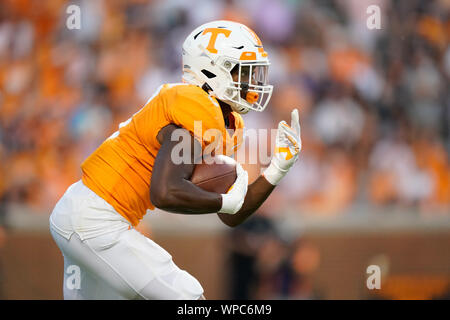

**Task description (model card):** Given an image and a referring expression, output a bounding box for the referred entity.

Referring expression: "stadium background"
[0,0,449,299]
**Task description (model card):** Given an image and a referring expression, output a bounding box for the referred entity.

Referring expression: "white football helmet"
[182,20,273,114]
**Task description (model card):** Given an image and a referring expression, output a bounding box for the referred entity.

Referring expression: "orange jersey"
[81,83,244,226]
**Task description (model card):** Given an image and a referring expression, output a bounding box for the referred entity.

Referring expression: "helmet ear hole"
[201,69,216,79]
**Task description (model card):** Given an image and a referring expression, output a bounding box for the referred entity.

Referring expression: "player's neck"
[218,99,232,120]
[201,83,233,121]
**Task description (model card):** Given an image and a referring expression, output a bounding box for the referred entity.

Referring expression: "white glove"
[263,109,302,185]
[219,163,248,214]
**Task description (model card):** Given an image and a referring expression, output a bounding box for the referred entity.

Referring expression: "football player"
[49,20,301,300]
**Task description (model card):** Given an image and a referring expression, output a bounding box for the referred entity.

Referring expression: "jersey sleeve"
[167,86,226,151]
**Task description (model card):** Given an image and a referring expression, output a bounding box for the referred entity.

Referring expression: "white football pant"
[49,180,204,300]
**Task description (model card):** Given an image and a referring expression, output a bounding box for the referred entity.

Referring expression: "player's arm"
[218,109,302,227]
[150,124,248,215]
[217,175,274,227]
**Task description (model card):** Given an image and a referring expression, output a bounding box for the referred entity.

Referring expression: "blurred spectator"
[226,214,283,299]
[0,191,8,299]
[312,84,366,147]
[369,129,433,206]
[279,239,322,299]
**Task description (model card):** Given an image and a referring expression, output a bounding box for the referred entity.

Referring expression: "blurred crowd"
[0,0,449,217]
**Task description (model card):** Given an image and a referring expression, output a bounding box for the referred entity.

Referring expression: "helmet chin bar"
[224,83,273,114]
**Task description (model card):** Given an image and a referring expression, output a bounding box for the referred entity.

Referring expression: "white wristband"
[219,193,236,214]
[262,161,288,186]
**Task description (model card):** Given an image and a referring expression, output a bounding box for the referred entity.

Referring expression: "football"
[190,155,237,194]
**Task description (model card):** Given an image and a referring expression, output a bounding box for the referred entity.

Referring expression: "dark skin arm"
[217,175,275,227]
[150,124,222,214]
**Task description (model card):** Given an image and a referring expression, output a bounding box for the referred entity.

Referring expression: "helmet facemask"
[223,62,273,114]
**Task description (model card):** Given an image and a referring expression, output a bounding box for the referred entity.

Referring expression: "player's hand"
[219,163,248,214]
[263,109,302,185]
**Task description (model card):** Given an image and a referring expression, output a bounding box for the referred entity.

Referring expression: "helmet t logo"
[202,28,231,54]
